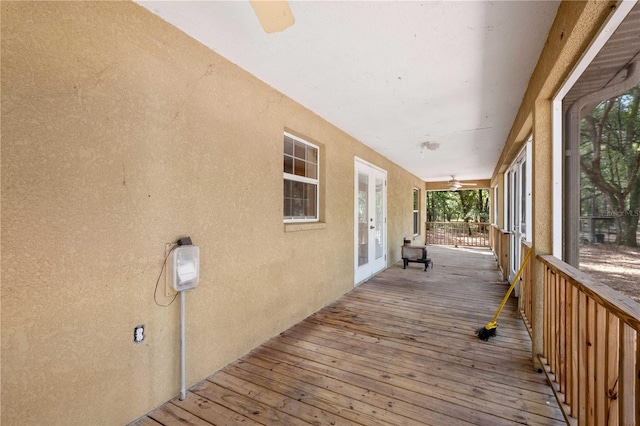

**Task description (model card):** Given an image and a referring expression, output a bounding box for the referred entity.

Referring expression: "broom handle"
[490,248,533,324]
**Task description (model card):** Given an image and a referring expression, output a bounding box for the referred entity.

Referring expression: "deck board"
[130,245,564,426]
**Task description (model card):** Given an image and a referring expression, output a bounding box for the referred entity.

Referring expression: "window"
[506,149,530,280]
[493,186,498,225]
[520,159,526,235]
[413,188,419,235]
[283,133,319,222]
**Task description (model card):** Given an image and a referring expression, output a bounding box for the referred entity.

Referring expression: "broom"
[476,248,533,341]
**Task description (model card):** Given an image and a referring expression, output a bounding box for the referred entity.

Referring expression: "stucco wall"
[0,2,424,424]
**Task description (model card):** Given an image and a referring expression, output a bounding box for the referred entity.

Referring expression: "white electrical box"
[169,245,200,291]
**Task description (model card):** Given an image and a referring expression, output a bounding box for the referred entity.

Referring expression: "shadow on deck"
[132,245,563,426]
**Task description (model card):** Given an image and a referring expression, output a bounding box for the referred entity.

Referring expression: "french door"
[354,158,387,285]
[508,167,521,281]
[507,147,529,284]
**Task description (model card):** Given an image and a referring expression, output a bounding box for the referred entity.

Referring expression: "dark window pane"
[283,181,318,220]
[294,141,306,160]
[284,155,293,174]
[284,197,292,217]
[308,147,318,164]
[294,158,305,177]
[292,180,303,198]
[293,199,304,217]
[306,185,317,216]
[284,138,293,156]
[307,162,317,179]
[284,179,292,197]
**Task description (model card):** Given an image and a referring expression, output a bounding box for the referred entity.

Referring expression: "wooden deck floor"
[132,245,564,426]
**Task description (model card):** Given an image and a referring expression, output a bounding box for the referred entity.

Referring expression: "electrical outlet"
[165,243,177,298]
[134,325,144,343]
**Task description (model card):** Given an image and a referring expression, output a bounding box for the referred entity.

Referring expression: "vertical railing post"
[619,323,637,425]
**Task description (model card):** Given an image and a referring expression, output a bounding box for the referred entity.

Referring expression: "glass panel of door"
[358,171,369,267]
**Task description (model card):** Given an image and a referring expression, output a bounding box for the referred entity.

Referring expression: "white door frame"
[509,160,523,280]
[507,141,531,283]
[354,157,387,285]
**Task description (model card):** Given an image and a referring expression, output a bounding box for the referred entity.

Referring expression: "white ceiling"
[137,0,560,182]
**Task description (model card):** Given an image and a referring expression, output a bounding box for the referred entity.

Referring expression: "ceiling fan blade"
[250,1,295,33]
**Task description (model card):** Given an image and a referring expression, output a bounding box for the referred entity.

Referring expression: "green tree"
[580,83,640,247]
[426,191,459,221]
[427,189,489,223]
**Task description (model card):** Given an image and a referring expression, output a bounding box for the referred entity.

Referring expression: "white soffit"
[137,0,560,182]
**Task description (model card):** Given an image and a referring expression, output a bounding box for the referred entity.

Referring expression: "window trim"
[492,186,498,226]
[412,187,420,236]
[283,132,320,223]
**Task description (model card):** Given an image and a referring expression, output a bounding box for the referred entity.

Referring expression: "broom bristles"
[476,326,497,341]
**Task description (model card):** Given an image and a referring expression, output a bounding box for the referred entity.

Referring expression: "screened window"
[413,188,419,236]
[520,160,527,236]
[493,186,498,225]
[283,133,319,222]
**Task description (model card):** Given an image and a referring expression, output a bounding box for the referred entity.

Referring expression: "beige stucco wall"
[0,2,425,424]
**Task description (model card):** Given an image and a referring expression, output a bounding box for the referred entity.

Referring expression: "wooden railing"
[538,254,640,425]
[489,225,510,281]
[425,221,489,247]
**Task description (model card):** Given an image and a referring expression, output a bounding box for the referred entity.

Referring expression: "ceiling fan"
[250,1,295,33]
[448,176,477,191]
